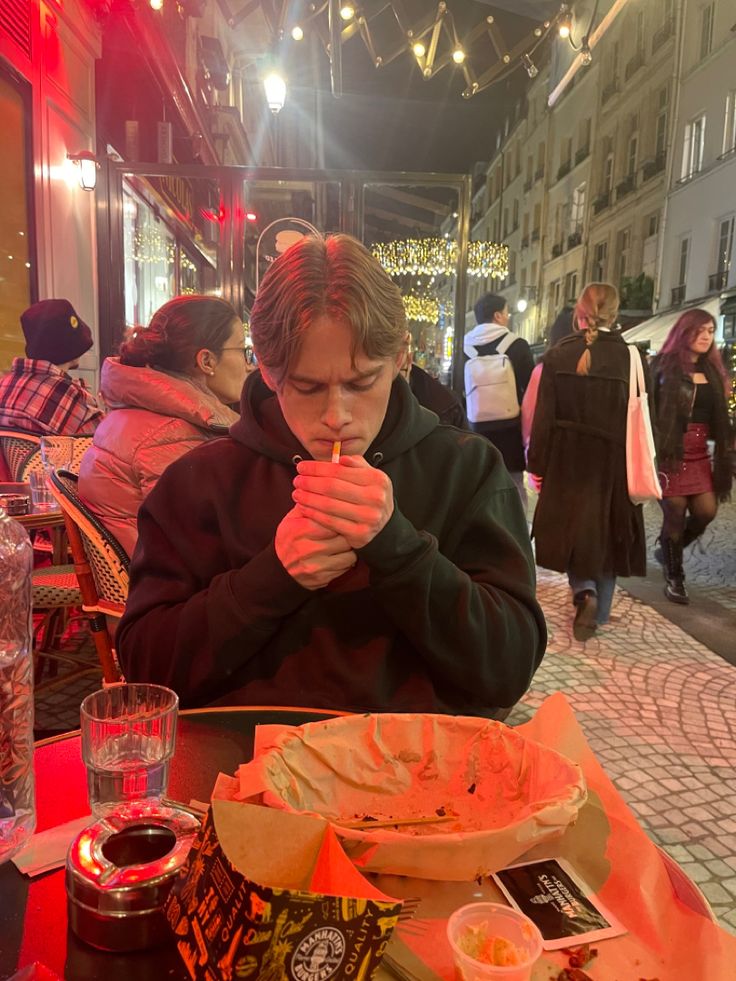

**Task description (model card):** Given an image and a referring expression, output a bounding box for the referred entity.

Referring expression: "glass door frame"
[98,162,471,396]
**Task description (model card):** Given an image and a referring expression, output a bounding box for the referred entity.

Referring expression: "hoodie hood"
[463,323,512,358]
[230,370,438,467]
[100,357,238,430]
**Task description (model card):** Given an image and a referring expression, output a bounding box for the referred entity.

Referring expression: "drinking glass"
[39,437,73,474]
[28,471,56,512]
[80,684,179,816]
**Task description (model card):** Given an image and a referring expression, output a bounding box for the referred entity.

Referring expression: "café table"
[0,707,342,981]
[15,504,67,566]
[2,699,734,981]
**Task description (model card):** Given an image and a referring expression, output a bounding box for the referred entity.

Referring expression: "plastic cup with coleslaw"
[447,902,543,981]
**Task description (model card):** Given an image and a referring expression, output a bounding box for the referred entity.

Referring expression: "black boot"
[661,537,689,605]
[573,590,598,641]
[682,518,704,550]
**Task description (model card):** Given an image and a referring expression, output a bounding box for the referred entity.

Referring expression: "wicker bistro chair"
[13,434,93,481]
[48,469,128,684]
[0,428,41,481]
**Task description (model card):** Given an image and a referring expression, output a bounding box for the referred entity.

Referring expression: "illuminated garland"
[372,238,507,279]
[403,293,440,323]
[130,229,197,273]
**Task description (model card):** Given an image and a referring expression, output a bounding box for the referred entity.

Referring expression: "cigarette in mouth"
[331,440,341,464]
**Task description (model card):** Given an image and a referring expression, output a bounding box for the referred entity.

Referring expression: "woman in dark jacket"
[651,309,733,604]
[528,282,650,641]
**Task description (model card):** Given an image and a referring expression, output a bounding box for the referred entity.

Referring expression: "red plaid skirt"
[661,423,713,497]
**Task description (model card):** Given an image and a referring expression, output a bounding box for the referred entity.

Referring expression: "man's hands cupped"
[275,508,357,590]
[292,455,395,550]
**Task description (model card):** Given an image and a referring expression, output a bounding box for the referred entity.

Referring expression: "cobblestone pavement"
[509,497,736,934]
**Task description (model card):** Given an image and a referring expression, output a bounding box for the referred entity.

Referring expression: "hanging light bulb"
[263,72,287,113]
[558,6,572,39]
[516,298,528,313]
[452,47,466,64]
[522,53,538,78]
[412,41,426,58]
[291,25,304,41]
[149,0,163,9]
[580,39,592,65]
[340,4,355,20]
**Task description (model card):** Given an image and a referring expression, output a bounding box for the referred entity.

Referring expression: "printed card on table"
[492,857,626,950]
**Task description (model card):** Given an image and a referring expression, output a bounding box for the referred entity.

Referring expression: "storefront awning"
[623,297,722,353]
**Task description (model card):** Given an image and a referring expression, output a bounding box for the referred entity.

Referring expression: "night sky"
[282,1,555,174]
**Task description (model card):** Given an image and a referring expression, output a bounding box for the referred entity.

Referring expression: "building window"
[677,237,690,287]
[627,134,638,176]
[571,182,586,233]
[603,153,614,192]
[512,198,519,230]
[647,212,659,238]
[723,91,736,155]
[593,241,608,280]
[564,271,578,303]
[682,114,706,179]
[503,207,509,238]
[716,217,734,276]
[616,228,631,285]
[655,109,668,159]
[699,2,714,61]
[0,64,36,369]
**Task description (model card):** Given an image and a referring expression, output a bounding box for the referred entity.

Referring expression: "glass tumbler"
[80,684,179,816]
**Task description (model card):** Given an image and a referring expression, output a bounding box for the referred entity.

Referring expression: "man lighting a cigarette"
[117,235,546,716]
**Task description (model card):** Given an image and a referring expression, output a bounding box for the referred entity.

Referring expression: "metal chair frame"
[48,469,129,684]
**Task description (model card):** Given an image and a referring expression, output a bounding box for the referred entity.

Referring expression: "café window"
[0,63,35,369]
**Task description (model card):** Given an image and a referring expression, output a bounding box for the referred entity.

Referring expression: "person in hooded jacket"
[463,293,535,506]
[116,234,546,715]
[78,296,245,557]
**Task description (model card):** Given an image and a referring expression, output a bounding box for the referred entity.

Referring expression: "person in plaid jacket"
[0,299,103,436]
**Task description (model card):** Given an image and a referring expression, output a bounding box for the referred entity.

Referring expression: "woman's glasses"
[221,346,256,364]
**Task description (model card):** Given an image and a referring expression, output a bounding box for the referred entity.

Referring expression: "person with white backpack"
[464,293,535,505]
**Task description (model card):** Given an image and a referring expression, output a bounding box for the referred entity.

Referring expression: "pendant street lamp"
[263,72,287,113]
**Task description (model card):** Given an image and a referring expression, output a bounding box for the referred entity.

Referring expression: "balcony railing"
[575,145,590,166]
[551,242,563,258]
[521,234,530,248]
[616,174,636,200]
[593,191,610,214]
[624,50,645,82]
[708,270,728,291]
[567,230,583,250]
[557,160,572,181]
[641,152,666,182]
[601,79,619,104]
[652,18,674,53]
[531,228,540,242]
[671,284,686,305]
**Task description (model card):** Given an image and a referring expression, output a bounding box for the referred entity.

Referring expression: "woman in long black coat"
[528,282,650,641]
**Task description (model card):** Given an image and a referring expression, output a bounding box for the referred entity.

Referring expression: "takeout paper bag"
[234,713,587,881]
[164,795,402,981]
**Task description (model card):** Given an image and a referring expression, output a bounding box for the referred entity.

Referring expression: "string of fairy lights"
[403,292,440,324]
[130,228,198,274]
[371,238,508,279]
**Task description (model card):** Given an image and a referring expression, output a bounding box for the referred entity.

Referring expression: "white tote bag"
[626,345,662,505]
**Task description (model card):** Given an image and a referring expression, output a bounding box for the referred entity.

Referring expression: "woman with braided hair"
[79,295,247,556]
[651,309,733,604]
[528,282,651,641]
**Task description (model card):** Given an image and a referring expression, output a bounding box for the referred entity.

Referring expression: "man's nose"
[321,387,351,431]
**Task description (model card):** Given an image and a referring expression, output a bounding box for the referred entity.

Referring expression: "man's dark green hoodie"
[117,373,546,714]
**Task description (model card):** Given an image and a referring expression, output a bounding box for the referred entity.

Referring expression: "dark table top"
[0,707,338,981]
